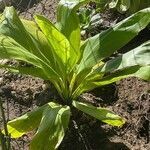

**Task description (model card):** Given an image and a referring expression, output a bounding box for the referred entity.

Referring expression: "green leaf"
[4,102,70,150]
[0,64,49,80]
[0,35,60,81]
[82,66,150,92]
[0,7,61,82]
[73,41,150,97]
[72,101,125,126]
[30,103,70,150]
[0,7,50,65]
[73,65,150,98]
[0,36,44,68]
[78,8,150,72]
[134,66,150,81]
[57,0,90,52]
[35,15,78,73]
[93,66,150,86]
[57,1,80,51]
[21,19,57,69]
[5,103,49,138]
[98,40,150,73]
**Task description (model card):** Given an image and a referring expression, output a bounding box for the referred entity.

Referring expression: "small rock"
[0,59,9,65]
[0,77,3,85]
[11,90,16,95]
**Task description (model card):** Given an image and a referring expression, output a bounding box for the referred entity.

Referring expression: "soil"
[0,0,150,150]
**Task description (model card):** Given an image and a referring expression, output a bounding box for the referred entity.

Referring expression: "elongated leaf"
[35,15,78,73]
[0,36,44,68]
[73,101,125,126]
[73,39,150,96]
[98,41,150,73]
[21,19,56,69]
[0,7,62,83]
[73,65,150,98]
[30,103,70,150]
[78,8,150,72]
[0,64,49,80]
[5,104,50,138]
[0,35,60,81]
[57,0,90,51]
[93,66,150,86]
[0,7,51,66]
[0,7,63,75]
[134,66,150,80]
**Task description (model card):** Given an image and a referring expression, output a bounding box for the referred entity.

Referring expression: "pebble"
[0,59,9,64]
[0,77,3,85]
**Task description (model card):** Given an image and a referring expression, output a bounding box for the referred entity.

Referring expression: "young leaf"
[30,103,70,150]
[57,0,89,51]
[21,19,57,69]
[72,101,125,126]
[35,15,78,73]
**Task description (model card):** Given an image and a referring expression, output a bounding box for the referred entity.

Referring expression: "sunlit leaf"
[5,104,49,138]
[98,40,150,73]
[73,101,125,126]
[78,8,150,72]
[0,35,60,81]
[57,0,90,51]
[35,15,78,73]
[30,103,70,150]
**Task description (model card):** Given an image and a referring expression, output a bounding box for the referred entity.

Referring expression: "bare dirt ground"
[0,0,150,150]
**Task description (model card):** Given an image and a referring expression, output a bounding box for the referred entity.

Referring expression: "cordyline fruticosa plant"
[0,0,150,149]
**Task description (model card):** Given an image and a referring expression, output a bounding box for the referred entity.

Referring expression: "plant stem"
[0,98,10,150]
[0,130,7,150]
